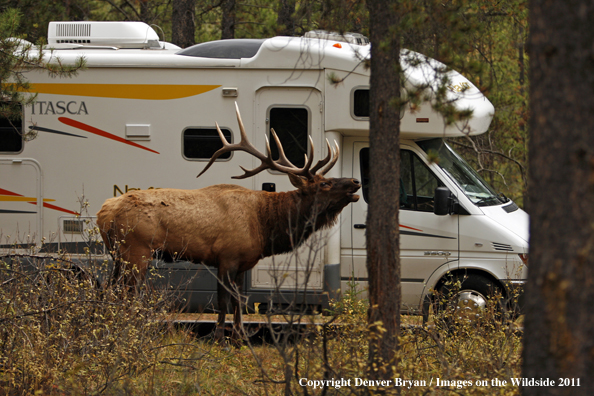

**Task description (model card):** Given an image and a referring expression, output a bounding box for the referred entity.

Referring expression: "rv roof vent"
[304,30,370,46]
[48,21,161,49]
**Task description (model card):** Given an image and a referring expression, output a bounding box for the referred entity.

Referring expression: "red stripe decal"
[0,188,19,197]
[0,188,79,215]
[59,117,160,154]
[41,202,80,215]
[400,224,423,232]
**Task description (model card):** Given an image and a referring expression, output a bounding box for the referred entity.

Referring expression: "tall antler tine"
[317,140,340,176]
[234,101,250,143]
[264,134,272,156]
[269,128,289,164]
[197,121,233,178]
[311,138,332,174]
[304,135,315,172]
[215,121,230,144]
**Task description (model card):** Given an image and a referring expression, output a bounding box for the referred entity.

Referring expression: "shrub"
[0,254,174,394]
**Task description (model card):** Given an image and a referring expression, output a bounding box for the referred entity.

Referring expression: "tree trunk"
[523,1,594,394]
[172,0,196,48]
[139,0,151,24]
[366,0,401,389]
[221,0,236,39]
[276,0,296,36]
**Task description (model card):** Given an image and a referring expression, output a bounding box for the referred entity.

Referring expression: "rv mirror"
[434,186,452,216]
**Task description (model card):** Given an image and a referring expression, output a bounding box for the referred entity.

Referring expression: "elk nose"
[352,179,361,185]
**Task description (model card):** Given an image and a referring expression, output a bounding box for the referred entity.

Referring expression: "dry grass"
[0,256,522,395]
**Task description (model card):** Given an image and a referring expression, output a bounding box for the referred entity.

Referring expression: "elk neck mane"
[258,188,341,258]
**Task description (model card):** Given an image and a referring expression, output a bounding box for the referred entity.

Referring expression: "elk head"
[197,102,361,213]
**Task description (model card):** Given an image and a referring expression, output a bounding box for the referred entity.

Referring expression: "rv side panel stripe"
[59,117,160,154]
[0,188,78,215]
[0,196,55,202]
[15,83,221,100]
[29,125,87,138]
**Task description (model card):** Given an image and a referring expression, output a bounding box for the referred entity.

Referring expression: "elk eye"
[321,182,330,188]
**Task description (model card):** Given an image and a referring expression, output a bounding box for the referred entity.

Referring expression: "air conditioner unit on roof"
[48,21,161,49]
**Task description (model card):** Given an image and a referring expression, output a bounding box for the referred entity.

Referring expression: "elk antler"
[198,102,339,180]
[311,139,340,176]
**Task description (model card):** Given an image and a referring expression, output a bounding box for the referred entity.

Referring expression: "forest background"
[3,0,529,207]
[0,1,534,394]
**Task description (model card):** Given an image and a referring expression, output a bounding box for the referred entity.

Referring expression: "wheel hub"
[454,290,487,322]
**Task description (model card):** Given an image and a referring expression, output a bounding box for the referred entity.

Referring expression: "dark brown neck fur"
[258,190,343,258]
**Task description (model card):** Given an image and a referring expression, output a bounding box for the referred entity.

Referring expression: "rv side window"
[0,112,23,153]
[268,107,309,168]
[352,89,370,118]
[359,148,442,212]
[183,128,232,160]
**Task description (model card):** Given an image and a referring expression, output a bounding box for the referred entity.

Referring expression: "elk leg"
[215,266,236,343]
[230,271,245,345]
[118,246,151,292]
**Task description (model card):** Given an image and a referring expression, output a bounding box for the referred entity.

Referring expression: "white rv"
[0,22,528,316]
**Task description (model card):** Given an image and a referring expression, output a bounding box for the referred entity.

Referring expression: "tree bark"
[523,0,594,394]
[366,0,401,389]
[221,0,236,39]
[276,0,296,36]
[172,0,196,48]
[139,0,151,24]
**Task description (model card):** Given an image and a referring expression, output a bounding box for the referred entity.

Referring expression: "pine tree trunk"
[139,0,151,24]
[523,1,594,394]
[366,0,401,388]
[172,0,196,48]
[276,0,296,36]
[221,0,236,39]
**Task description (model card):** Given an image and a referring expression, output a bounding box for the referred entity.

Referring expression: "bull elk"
[97,103,361,343]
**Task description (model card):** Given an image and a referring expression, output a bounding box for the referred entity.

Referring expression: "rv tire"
[435,274,504,327]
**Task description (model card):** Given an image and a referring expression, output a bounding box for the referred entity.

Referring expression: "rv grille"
[55,23,92,37]
[492,242,514,252]
[63,219,84,234]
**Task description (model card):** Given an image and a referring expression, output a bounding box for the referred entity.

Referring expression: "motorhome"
[0,22,528,316]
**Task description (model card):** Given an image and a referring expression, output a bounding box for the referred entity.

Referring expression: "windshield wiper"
[498,193,510,203]
[475,196,500,206]
[476,193,509,206]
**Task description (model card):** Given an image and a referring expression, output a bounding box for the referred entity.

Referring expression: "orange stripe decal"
[59,117,160,154]
[10,83,221,100]
[0,196,55,202]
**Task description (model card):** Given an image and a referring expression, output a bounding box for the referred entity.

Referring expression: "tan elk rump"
[97,103,360,343]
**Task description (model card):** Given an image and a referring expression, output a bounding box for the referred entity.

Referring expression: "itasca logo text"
[31,101,88,115]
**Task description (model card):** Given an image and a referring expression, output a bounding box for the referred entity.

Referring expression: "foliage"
[0,1,531,393]
[388,0,529,205]
[0,249,523,395]
[0,8,84,131]
[0,255,175,394]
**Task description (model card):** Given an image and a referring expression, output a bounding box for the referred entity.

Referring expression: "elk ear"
[288,173,308,189]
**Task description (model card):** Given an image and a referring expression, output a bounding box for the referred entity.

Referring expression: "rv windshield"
[417,139,507,207]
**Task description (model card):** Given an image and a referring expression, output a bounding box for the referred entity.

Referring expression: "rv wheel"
[434,274,504,327]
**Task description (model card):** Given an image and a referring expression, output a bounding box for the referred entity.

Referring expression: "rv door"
[249,87,325,292]
[0,158,44,248]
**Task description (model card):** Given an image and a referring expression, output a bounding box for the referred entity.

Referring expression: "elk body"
[97,103,360,343]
